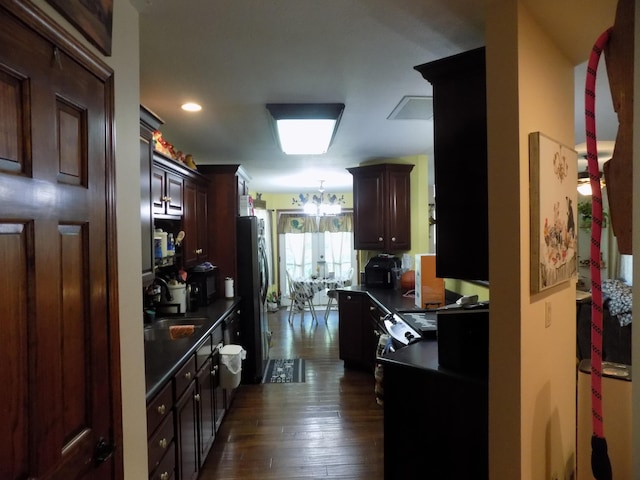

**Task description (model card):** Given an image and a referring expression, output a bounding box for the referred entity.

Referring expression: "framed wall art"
[529,131,578,293]
[46,0,113,56]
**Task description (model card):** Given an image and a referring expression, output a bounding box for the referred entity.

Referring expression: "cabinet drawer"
[195,334,213,372]
[148,411,174,473]
[149,440,175,480]
[174,355,196,401]
[147,382,173,438]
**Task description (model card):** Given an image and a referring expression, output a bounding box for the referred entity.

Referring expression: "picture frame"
[46,0,113,56]
[529,132,578,293]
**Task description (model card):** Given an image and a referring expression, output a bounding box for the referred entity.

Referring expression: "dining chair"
[286,270,317,324]
[323,267,353,321]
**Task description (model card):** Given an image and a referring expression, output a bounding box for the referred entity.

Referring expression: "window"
[278,212,356,305]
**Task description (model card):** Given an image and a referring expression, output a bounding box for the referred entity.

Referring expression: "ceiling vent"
[387,96,433,120]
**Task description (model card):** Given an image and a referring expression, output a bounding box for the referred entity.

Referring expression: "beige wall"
[487,1,616,478]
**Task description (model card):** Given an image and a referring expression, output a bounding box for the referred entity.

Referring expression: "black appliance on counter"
[187,263,219,307]
[236,216,270,384]
[364,255,401,288]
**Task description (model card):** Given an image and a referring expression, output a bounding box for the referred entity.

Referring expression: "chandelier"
[292,180,345,216]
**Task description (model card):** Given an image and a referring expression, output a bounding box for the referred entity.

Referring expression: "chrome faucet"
[151,277,172,301]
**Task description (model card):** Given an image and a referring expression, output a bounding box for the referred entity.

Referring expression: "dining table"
[291,277,347,313]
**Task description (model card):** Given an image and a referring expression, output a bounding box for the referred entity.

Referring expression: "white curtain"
[278,212,355,304]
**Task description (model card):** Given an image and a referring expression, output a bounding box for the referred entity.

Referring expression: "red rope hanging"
[585,27,613,480]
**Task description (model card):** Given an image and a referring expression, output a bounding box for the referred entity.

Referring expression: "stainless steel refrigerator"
[236,216,270,383]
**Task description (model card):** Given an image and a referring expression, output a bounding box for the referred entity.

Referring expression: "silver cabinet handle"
[160,472,169,480]
[156,404,166,415]
[378,236,383,241]
[184,371,192,380]
[194,393,200,402]
[391,237,396,242]
[159,438,167,449]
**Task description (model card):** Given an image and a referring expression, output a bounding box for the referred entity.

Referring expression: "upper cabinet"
[140,106,163,285]
[140,105,211,281]
[198,164,251,291]
[348,163,413,252]
[152,163,184,217]
[183,178,209,268]
[414,47,488,281]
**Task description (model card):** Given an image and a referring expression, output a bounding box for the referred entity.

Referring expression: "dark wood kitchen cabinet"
[147,382,175,480]
[382,346,488,479]
[338,291,380,371]
[199,164,252,292]
[414,47,488,281]
[183,179,209,268]
[174,356,198,480]
[348,163,413,252]
[152,163,184,217]
[141,106,164,285]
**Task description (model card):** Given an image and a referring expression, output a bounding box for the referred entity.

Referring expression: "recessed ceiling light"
[181,102,202,112]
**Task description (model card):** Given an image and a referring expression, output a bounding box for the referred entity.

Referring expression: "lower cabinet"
[174,358,198,480]
[338,291,379,371]
[196,356,216,466]
[147,322,237,479]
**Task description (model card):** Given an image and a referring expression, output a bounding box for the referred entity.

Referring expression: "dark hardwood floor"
[199,306,384,479]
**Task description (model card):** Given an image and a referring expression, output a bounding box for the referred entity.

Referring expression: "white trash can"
[219,344,246,389]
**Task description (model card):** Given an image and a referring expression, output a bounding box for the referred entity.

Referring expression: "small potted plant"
[266,290,281,312]
[577,200,608,229]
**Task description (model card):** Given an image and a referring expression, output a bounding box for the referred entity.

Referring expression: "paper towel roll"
[225,277,234,298]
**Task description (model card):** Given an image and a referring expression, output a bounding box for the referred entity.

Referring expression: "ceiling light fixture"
[181,102,202,112]
[266,103,345,155]
[577,169,605,196]
[292,180,345,216]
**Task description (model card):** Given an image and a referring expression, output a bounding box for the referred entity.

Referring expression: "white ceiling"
[132,0,619,193]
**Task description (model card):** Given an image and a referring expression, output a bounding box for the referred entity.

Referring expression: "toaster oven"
[188,265,219,306]
[364,255,401,288]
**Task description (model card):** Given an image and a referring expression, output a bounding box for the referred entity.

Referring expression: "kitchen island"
[337,286,488,480]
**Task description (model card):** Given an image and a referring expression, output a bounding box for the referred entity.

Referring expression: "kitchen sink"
[143,316,210,341]
[152,317,210,329]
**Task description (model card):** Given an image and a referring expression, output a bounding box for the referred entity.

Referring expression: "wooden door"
[0,4,120,480]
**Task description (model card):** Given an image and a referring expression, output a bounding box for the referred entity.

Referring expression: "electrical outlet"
[545,301,552,328]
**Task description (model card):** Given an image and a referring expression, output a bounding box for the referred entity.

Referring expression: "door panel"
[0,4,118,480]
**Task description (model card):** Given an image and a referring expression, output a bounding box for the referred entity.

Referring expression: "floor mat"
[262,358,305,383]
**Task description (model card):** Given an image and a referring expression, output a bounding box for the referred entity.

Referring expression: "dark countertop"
[144,297,241,401]
[342,285,487,384]
[339,285,425,312]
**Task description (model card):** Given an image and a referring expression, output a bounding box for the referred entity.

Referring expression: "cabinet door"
[338,292,365,367]
[165,172,184,216]
[183,181,199,267]
[386,166,412,251]
[415,48,488,280]
[196,185,209,260]
[211,350,225,431]
[151,166,167,215]
[175,382,198,480]
[152,166,184,217]
[141,128,157,284]
[351,168,386,250]
[196,358,215,466]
